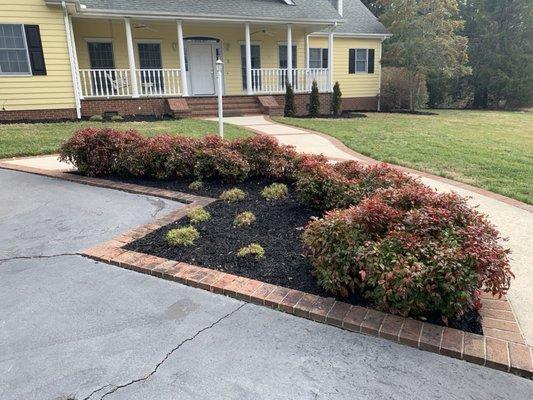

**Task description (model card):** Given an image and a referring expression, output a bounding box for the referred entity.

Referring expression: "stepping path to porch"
[216,115,533,347]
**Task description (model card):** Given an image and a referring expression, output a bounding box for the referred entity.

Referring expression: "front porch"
[70,18,333,101]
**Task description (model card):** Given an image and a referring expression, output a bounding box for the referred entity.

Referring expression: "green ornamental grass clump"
[188,207,211,224]
[188,180,203,190]
[220,188,247,202]
[261,183,288,200]
[237,243,265,260]
[233,211,256,227]
[110,115,124,122]
[165,226,199,246]
[89,114,103,122]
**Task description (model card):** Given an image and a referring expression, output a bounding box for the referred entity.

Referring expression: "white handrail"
[78,67,325,97]
[250,68,329,94]
[136,68,181,97]
[78,68,181,98]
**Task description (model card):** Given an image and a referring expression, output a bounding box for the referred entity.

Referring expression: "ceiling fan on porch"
[134,23,158,32]
[251,28,275,37]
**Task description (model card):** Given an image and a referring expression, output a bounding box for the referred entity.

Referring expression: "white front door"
[188,43,215,95]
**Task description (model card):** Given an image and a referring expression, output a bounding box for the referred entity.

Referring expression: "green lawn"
[0,119,251,159]
[276,110,533,204]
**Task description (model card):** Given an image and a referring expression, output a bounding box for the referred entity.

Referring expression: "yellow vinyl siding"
[73,20,306,96]
[0,0,75,111]
[309,36,382,98]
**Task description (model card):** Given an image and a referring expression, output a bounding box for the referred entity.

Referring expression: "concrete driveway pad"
[1,169,532,399]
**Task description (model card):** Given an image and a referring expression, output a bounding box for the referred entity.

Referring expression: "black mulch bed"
[103,174,482,334]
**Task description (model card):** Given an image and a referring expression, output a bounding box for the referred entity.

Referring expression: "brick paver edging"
[83,213,533,380]
[2,160,531,378]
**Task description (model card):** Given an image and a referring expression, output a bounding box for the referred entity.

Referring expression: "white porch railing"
[78,67,328,98]
[136,69,181,96]
[251,68,329,94]
[78,68,182,98]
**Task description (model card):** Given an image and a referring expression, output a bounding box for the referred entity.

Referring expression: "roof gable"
[323,0,389,35]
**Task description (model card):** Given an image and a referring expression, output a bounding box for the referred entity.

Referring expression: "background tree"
[360,0,385,17]
[378,0,471,111]
[461,0,532,108]
[308,80,320,117]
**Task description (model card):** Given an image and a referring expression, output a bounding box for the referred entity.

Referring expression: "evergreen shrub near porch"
[60,128,513,321]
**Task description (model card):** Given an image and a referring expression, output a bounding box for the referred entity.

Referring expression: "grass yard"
[276,110,533,204]
[0,119,252,159]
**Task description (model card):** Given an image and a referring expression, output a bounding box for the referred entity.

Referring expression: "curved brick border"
[2,159,532,378]
[264,116,533,213]
[84,206,532,379]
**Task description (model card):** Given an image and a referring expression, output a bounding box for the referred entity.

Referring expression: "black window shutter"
[322,49,328,69]
[368,49,375,74]
[348,49,355,74]
[24,25,47,76]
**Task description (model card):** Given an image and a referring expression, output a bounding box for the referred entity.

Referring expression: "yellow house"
[0,0,390,121]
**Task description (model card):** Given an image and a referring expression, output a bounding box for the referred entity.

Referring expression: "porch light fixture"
[215,58,224,138]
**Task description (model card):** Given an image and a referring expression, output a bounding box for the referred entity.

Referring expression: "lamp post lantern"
[215,58,224,138]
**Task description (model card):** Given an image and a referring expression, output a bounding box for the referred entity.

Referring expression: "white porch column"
[287,23,293,86]
[124,18,139,98]
[328,30,334,92]
[62,2,81,118]
[305,34,309,69]
[245,23,253,95]
[177,20,189,96]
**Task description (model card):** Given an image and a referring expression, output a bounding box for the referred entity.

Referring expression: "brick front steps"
[1,160,531,379]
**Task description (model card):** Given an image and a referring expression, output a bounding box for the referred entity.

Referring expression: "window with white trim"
[309,48,328,69]
[348,48,375,74]
[0,24,31,75]
[355,49,368,72]
[278,44,297,69]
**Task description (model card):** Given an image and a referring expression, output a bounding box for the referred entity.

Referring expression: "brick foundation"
[0,108,77,122]
[0,94,379,122]
[81,95,378,119]
[342,96,379,111]
[270,94,379,115]
[81,98,170,118]
[270,93,333,116]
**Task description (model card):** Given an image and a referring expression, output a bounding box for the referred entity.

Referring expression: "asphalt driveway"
[1,169,531,400]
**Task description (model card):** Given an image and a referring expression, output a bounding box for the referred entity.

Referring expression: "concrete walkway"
[1,168,532,399]
[220,115,533,346]
[2,154,74,172]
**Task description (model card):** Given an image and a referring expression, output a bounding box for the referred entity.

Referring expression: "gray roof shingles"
[326,0,389,35]
[79,0,342,22]
[75,0,389,35]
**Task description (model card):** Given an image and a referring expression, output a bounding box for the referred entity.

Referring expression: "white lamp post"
[215,58,224,139]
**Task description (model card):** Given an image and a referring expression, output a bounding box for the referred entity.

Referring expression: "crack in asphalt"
[81,303,247,400]
[146,197,167,218]
[0,252,82,264]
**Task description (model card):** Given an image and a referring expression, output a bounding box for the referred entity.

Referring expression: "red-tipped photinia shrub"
[194,135,250,182]
[303,184,512,319]
[296,160,418,211]
[296,156,353,210]
[119,135,201,179]
[231,135,298,179]
[59,128,145,176]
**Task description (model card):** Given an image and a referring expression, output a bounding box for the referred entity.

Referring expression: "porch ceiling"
[66,0,343,24]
